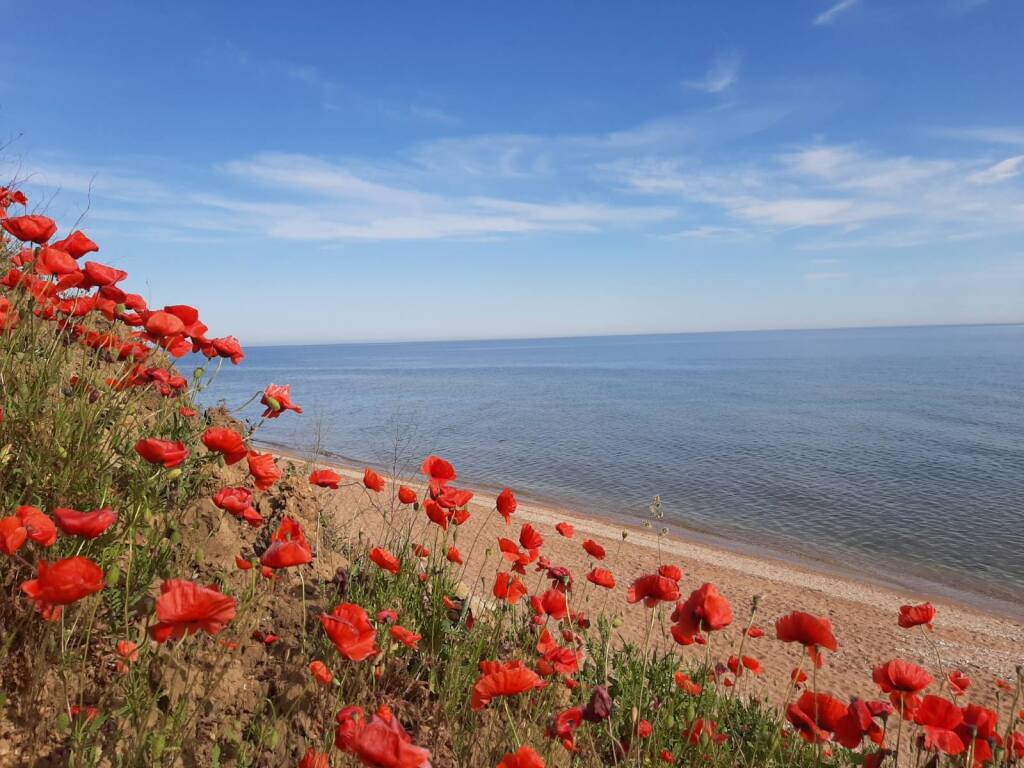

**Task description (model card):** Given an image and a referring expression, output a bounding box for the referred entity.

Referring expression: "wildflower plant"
[0,190,1022,767]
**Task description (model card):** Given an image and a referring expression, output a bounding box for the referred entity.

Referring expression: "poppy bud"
[193,367,204,380]
[332,567,350,596]
[0,444,12,467]
[621,531,628,540]
[612,616,624,629]
[105,564,121,587]
[166,468,183,482]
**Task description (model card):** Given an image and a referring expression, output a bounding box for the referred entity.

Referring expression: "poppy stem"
[502,697,522,749]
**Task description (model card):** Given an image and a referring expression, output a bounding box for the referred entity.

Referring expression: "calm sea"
[184,325,1024,615]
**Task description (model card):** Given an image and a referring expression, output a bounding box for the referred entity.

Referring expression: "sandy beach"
[250,446,1024,710]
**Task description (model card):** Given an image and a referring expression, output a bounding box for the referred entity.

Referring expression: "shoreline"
[259,439,1024,625]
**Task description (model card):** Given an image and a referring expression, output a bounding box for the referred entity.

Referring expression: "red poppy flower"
[497,745,545,768]
[493,572,528,605]
[235,555,253,570]
[398,486,417,504]
[201,427,248,465]
[213,486,263,527]
[210,336,245,364]
[519,523,543,551]
[536,629,581,677]
[1009,732,1024,761]
[36,246,80,276]
[424,499,448,530]
[321,603,378,661]
[0,186,28,209]
[582,539,605,560]
[548,706,584,751]
[116,639,139,668]
[471,659,546,710]
[786,691,849,743]
[684,718,727,746]
[830,699,887,749]
[16,506,57,547]
[2,214,58,243]
[872,659,933,697]
[421,454,456,492]
[143,310,186,339]
[309,660,333,686]
[898,602,935,631]
[51,230,98,257]
[775,610,838,667]
[308,468,341,488]
[0,515,27,555]
[53,507,117,540]
[363,468,386,492]
[499,538,538,572]
[370,547,400,574]
[657,564,682,582]
[389,624,421,649]
[747,625,765,638]
[20,556,104,620]
[336,706,432,768]
[81,261,126,287]
[531,588,569,621]
[261,517,313,569]
[955,704,999,763]
[674,672,702,695]
[946,670,971,696]
[446,546,463,564]
[727,655,763,676]
[135,437,188,468]
[148,579,236,642]
[298,748,330,768]
[260,383,303,418]
[434,485,473,509]
[555,521,574,538]
[670,582,733,642]
[913,695,965,755]
[627,573,681,608]
[247,451,282,490]
[586,568,615,589]
[496,487,517,525]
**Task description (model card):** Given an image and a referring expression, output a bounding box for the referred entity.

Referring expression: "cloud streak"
[683,50,741,94]
[814,0,859,26]
[13,116,1024,250]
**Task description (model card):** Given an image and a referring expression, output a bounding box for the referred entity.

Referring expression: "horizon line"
[237,319,1024,349]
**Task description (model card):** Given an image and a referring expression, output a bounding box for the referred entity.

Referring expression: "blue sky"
[3,0,1023,344]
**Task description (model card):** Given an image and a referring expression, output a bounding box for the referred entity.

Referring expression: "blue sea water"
[184,325,1024,614]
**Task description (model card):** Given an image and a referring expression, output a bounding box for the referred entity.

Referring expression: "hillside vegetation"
[0,188,1021,767]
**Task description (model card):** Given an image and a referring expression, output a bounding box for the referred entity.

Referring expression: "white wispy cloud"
[683,50,742,94]
[968,156,1024,185]
[814,0,860,26]
[14,113,1024,249]
[935,126,1024,146]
